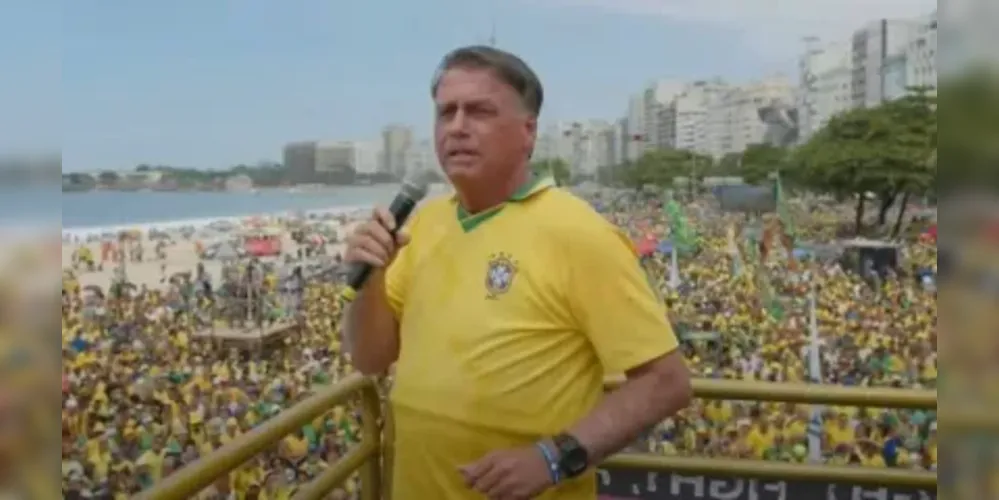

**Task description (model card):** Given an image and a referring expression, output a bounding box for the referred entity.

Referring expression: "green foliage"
[617,149,713,190]
[530,158,570,186]
[738,144,788,185]
[791,86,936,234]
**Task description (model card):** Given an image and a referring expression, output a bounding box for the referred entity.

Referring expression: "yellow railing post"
[357,378,382,500]
[138,374,379,500]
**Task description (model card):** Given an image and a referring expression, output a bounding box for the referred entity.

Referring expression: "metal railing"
[140,375,987,500]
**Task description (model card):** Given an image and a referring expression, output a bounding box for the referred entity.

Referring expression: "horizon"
[5,0,935,172]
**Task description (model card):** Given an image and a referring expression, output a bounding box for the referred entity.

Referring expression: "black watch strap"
[553,433,589,478]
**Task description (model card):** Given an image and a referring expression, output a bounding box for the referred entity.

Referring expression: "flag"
[760,273,784,321]
[774,171,796,251]
[806,281,824,462]
[726,224,743,278]
[664,200,697,253]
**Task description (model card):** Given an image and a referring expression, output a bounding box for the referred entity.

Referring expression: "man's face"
[433,67,535,186]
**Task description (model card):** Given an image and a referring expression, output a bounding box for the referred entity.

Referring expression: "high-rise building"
[315,141,356,173]
[282,141,318,184]
[904,11,938,91]
[851,18,921,107]
[704,76,795,158]
[381,124,413,179]
[405,139,438,177]
[644,80,685,150]
[671,79,729,154]
[797,39,853,141]
[352,140,383,175]
[611,118,628,166]
[624,94,646,161]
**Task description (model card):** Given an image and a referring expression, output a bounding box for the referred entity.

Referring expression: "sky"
[2,0,935,172]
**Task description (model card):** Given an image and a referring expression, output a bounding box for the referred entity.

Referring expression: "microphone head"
[400,179,430,201]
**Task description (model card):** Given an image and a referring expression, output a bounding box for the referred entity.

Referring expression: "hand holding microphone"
[341,181,428,301]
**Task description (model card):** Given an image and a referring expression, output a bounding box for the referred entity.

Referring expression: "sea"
[1,185,439,237]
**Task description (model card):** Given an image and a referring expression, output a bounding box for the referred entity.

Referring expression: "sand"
[62,221,362,290]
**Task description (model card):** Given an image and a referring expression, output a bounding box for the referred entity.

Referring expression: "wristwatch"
[552,433,590,478]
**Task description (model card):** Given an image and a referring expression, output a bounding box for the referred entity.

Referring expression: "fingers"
[344,207,406,268]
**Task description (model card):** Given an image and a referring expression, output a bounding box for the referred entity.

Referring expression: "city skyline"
[9,0,937,171]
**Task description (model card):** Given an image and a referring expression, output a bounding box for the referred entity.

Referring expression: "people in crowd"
[59,195,938,497]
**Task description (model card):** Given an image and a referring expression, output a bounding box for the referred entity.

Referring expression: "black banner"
[596,467,935,500]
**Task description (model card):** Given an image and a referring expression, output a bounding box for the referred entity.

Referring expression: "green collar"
[455,175,555,232]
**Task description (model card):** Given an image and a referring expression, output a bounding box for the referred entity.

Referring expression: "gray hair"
[431,45,544,118]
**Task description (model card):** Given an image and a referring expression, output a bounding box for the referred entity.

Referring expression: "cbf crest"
[485,252,518,299]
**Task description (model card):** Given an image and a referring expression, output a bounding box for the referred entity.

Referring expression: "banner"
[597,467,935,500]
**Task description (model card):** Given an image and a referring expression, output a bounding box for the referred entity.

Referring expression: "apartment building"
[404,139,437,178]
[352,140,383,175]
[315,141,356,173]
[644,80,686,151]
[704,76,795,158]
[798,39,854,141]
[381,124,413,179]
[905,11,938,91]
[624,94,647,161]
[282,141,318,184]
[670,79,729,155]
[851,17,922,107]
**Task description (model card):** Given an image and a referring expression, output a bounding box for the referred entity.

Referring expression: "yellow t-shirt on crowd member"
[387,177,680,500]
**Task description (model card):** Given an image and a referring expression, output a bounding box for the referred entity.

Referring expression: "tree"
[739,144,788,185]
[530,158,570,186]
[792,89,936,235]
[617,149,711,192]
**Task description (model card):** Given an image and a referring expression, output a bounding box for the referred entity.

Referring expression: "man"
[343,45,691,499]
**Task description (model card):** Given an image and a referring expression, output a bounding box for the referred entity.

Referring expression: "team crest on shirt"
[485,252,518,299]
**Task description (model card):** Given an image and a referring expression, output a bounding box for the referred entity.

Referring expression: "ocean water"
[60,186,406,229]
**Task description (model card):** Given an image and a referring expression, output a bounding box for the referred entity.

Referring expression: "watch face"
[556,434,589,476]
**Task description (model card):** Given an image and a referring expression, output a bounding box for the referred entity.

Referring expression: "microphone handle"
[342,193,420,301]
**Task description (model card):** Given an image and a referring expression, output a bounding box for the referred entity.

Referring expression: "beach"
[62,216,362,290]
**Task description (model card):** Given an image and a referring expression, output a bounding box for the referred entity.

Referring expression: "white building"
[904,11,938,92]
[670,79,729,155]
[798,39,854,141]
[381,124,413,179]
[851,17,922,107]
[644,80,686,151]
[624,94,646,161]
[535,120,614,176]
[315,141,356,173]
[611,118,628,165]
[704,76,795,158]
[352,140,383,175]
[404,139,437,178]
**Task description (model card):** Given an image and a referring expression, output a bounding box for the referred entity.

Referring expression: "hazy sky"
[2,0,934,172]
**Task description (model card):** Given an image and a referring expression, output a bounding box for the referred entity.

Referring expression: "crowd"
[59,194,938,498]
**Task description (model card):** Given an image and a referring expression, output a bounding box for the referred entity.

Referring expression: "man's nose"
[445,109,470,135]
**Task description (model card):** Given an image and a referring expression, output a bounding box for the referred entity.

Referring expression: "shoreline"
[62,183,452,238]
[61,204,370,238]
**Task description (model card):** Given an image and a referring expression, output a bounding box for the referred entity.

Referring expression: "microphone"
[340,180,429,302]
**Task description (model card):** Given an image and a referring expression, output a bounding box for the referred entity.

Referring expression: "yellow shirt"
[826,423,855,449]
[746,427,777,459]
[386,177,679,499]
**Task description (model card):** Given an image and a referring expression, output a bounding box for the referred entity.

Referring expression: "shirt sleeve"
[567,220,679,374]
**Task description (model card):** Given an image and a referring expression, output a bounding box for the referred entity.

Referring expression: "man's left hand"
[459,445,554,499]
